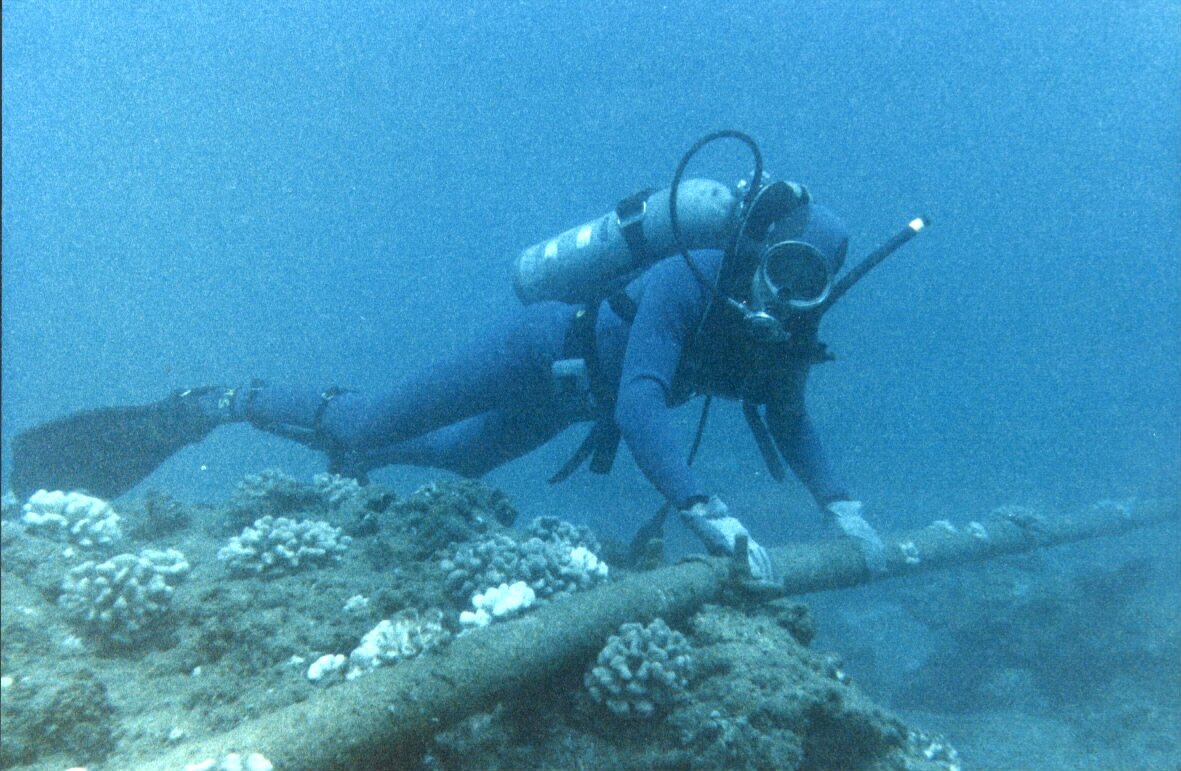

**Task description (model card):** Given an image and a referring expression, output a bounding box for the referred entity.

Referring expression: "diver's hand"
[680,496,777,582]
[824,499,887,575]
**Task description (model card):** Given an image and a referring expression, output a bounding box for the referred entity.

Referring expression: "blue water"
[3,1,1178,766]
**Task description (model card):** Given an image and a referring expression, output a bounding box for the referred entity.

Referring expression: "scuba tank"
[513,178,740,305]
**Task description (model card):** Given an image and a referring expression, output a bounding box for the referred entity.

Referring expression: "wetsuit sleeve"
[764,363,849,508]
[613,259,712,508]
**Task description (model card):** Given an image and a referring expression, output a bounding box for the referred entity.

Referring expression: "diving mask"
[751,239,833,314]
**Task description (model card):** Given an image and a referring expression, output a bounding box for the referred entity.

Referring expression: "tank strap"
[615,187,655,268]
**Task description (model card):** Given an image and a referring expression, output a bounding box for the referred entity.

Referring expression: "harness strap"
[549,303,623,484]
[587,422,621,474]
[548,419,622,484]
[314,386,351,435]
[565,305,614,411]
[741,400,786,481]
[548,419,605,483]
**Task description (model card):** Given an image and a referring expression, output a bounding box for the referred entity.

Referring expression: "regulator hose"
[668,130,763,300]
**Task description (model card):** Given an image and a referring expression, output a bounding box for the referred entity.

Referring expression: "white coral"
[59,547,190,646]
[22,489,122,547]
[568,546,609,580]
[306,653,347,682]
[312,472,363,510]
[346,608,448,679]
[218,515,351,575]
[459,580,537,629]
[185,752,273,771]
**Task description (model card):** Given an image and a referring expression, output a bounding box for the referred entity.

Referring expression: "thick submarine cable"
[135,497,1177,771]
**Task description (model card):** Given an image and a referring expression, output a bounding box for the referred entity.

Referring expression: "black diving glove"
[680,496,777,582]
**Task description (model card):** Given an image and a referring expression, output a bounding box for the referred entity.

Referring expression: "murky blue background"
[4,1,1176,533]
[3,1,1179,765]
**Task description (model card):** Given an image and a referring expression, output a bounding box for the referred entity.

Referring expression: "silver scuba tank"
[512,178,740,305]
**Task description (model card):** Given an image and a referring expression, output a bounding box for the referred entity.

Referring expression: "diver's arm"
[764,364,849,509]
[766,365,887,573]
[613,258,713,508]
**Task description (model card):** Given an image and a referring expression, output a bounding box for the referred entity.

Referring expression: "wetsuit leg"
[349,404,568,478]
[241,302,578,457]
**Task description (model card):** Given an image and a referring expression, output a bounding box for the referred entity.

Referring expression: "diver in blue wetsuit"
[191,189,887,582]
[14,133,919,582]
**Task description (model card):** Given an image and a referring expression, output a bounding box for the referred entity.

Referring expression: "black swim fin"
[10,389,223,501]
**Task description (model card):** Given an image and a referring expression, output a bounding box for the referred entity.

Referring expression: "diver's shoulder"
[646,249,724,282]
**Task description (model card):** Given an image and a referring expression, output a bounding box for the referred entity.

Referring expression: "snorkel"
[816,215,929,314]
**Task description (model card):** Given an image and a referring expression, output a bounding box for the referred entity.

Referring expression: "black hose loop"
[668,130,763,299]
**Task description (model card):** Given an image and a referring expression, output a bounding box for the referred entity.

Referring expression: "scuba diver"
[12,131,926,583]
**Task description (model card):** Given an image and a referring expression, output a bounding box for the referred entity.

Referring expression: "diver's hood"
[777,202,849,274]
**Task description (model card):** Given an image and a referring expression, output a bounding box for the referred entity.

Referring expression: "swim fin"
[10,389,223,501]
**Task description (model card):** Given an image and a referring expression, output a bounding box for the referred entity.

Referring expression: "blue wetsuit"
[241,250,846,510]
